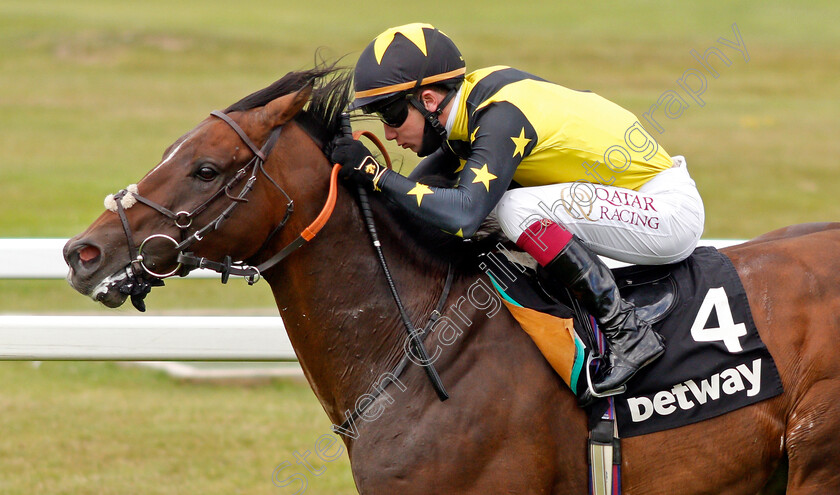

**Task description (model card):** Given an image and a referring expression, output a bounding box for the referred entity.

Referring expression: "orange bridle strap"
[301,164,341,241]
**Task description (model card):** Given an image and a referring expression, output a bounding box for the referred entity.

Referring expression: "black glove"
[328,136,387,189]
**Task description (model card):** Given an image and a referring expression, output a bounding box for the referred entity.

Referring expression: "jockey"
[329,23,705,398]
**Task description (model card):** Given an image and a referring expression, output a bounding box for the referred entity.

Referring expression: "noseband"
[108,110,339,310]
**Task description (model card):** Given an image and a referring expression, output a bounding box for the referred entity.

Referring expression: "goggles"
[370,96,411,128]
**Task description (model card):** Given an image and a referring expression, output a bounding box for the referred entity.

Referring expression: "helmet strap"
[409,88,458,157]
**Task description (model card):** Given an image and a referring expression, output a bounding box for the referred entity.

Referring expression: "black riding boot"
[543,236,665,396]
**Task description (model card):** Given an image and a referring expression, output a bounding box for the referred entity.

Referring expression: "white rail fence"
[0,238,295,363]
[1,238,746,362]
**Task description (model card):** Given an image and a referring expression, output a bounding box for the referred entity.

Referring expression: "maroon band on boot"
[515,219,573,266]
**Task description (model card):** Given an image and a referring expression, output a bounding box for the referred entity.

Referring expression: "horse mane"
[224,57,352,139]
[226,57,509,273]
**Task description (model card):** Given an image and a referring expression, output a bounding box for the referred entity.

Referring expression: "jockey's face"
[382,103,426,154]
[382,88,451,156]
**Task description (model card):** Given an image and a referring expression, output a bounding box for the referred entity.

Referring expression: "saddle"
[484,248,678,402]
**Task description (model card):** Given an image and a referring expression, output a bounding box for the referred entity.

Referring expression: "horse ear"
[262,83,313,127]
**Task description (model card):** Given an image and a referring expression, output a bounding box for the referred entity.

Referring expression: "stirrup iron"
[584,353,627,398]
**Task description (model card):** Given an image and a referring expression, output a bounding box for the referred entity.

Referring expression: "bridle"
[109,109,338,310]
[109,106,450,407]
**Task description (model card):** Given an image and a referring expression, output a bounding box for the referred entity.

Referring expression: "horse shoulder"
[346,286,588,494]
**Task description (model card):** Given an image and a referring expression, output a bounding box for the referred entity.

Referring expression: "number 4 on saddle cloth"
[484,245,784,438]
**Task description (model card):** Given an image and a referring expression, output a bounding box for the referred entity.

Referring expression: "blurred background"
[1,1,838,493]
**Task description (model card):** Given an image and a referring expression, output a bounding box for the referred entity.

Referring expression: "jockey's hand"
[328,136,387,190]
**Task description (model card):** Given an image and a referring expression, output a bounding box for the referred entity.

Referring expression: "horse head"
[64,67,348,310]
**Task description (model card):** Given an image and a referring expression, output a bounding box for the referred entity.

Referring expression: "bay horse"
[64,65,840,494]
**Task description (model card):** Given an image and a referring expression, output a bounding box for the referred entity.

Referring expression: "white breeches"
[494,156,705,265]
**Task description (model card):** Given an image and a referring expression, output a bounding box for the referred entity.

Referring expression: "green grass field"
[1,0,838,492]
[0,361,356,495]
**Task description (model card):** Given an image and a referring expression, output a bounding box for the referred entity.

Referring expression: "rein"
[335,263,454,435]
[176,110,343,284]
[344,123,449,403]
[176,165,341,285]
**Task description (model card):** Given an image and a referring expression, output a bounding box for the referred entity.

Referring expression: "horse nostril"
[78,245,101,264]
[67,242,102,272]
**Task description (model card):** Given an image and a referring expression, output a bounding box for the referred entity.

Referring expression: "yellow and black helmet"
[350,23,466,111]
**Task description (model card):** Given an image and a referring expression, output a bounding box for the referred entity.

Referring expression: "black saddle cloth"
[498,246,784,438]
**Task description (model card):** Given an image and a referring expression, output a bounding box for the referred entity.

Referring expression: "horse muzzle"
[64,237,165,311]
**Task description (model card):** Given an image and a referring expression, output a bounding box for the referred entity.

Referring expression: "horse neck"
[259,129,452,423]
[255,127,588,468]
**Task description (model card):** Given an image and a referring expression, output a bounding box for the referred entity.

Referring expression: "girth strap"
[589,403,622,495]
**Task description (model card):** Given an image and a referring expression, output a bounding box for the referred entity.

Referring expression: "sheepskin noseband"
[104,184,139,212]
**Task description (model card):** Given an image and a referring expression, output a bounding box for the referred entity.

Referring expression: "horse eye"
[195,166,218,182]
